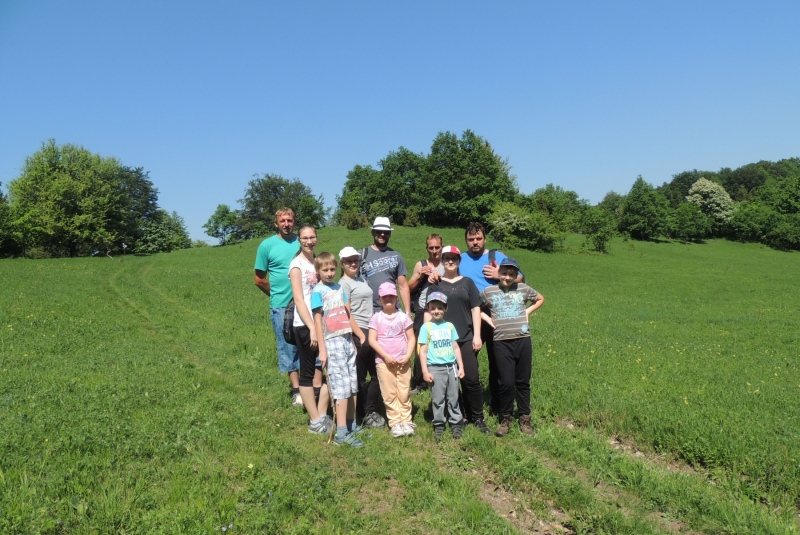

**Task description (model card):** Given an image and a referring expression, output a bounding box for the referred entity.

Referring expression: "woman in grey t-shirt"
[338,247,385,428]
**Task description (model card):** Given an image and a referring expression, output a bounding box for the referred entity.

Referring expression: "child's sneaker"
[519,415,535,436]
[333,432,364,448]
[391,424,406,438]
[350,424,372,439]
[495,414,513,437]
[403,422,416,436]
[308,417,332,435]
[473,419,491,435]
[364,412,386,428]
[451,424,463,439]
[433,426,445,441]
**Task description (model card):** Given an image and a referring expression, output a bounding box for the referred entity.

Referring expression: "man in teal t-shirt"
[254,208,301,404]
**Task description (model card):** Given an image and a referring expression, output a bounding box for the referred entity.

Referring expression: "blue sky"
[2,1,799,241]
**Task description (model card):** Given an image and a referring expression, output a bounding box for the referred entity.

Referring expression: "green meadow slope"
[1,227,798,534]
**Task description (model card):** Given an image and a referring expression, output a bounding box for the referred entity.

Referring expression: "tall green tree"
[114,166,159,247]
[658,170,718,208]
[236,173,326,239]
[619,176,670,240]
[0,183,17,257]
[203,204,239,245]
[8,140,123,256]
[418,130,517,227]
[517,184,588,232]
[137,210,191,254]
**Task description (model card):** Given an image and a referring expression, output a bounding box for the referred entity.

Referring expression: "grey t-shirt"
[479,283,539,341]
[360,246,408,312]
[338,275,373,330]
[416,261,446,310]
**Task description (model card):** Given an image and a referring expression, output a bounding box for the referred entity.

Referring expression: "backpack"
[489,249,525,283]
[358,247,370,278]
[409,259,428,314]
[282,299,297,345]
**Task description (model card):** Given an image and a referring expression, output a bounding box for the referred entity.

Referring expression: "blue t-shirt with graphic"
[418,321,459,366]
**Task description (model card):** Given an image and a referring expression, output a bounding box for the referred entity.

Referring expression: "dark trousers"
[493,336,532,416]
[412,312,426,387]
[355,336,383,419]
[482,321,498,413]
[457,340,485,423]
[293,325,321,387]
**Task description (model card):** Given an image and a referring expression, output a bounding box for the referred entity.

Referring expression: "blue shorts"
[270,307,299,374]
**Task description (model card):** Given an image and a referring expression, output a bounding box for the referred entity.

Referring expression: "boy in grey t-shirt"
[479,258,545,438]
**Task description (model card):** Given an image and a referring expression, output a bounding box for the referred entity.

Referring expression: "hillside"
[1,227,798,534]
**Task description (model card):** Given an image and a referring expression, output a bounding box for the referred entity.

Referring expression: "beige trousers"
[375,361,412,427]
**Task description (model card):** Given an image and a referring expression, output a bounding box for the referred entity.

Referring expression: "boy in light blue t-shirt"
[418,292,465,440]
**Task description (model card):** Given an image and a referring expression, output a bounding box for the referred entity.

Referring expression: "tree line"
[3,135,798,258]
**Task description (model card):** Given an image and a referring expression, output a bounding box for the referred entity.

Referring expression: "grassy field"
[1,226,799,534]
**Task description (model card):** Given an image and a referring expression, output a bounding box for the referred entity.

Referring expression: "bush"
[580,206,616,253]
[368,201,390,224]
[667,203,712,242]
[338,210,368,230]
[765,214,800,251]
[727,203,781,242]
[403,208,420,227]
[489,202,564,252]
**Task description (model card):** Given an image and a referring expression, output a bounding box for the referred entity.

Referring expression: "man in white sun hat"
[358,217,412,314]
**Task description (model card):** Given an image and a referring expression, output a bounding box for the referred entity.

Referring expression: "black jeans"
[355,336,383,419]
[481,321,499,413]
[457,340,485,423]
[493,337,532,416]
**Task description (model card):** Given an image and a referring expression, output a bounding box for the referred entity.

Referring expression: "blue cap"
[499,257,520,270]
[426,291,448,305]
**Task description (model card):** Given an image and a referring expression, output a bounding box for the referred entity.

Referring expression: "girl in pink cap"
[368,281,416,437]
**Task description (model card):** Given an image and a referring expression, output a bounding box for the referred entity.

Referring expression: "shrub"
[727,203,781,242]
[403,208,420,228]
[667,203,712,242]
[489,202,564,252]
[339,210,368,230]
[580,206,616,253]
[765,214,800,250]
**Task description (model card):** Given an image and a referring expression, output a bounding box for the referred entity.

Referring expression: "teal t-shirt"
[418,321,459,366]
[254,234,300,308]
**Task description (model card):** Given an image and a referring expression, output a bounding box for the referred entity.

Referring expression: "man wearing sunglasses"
[407,233,445,394]
[359,217,412,314]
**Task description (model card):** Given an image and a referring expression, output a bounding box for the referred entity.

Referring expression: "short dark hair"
[465,222,486,240]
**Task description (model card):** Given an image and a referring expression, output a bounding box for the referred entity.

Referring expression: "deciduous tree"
[203,204,239,245]
[237,173,326,239]
[618,176,669,240]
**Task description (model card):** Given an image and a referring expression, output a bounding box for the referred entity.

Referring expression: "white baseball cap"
[338,246,361,259]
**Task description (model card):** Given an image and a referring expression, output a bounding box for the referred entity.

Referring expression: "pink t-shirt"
[368,310,413,364]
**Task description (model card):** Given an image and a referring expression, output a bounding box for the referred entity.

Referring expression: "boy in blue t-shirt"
[312,252,366,448]
[418,292,465,439]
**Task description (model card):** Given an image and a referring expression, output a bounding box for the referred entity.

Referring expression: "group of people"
[254,209,544,448]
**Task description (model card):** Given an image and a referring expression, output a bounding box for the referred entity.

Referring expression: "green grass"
[1,227,798,533]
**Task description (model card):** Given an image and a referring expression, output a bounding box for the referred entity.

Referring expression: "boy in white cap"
[368,281,415,437]
[418,292,465,440]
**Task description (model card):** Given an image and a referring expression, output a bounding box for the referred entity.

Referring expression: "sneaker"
[403,422,416,436]
[451,424,463,439]
[495,414,513,437]
[364,412,386,428]
[333,432,364,448]
[308,418,332,435]
[391,424,406,438]
[473,419,491,435]
[433,426,445,441]
[291,393,304,407]
[350,424,372,439]
[519,415,535,436]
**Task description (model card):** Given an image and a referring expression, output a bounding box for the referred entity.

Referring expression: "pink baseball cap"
[441,245,461,256]
[378,282,397,297]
